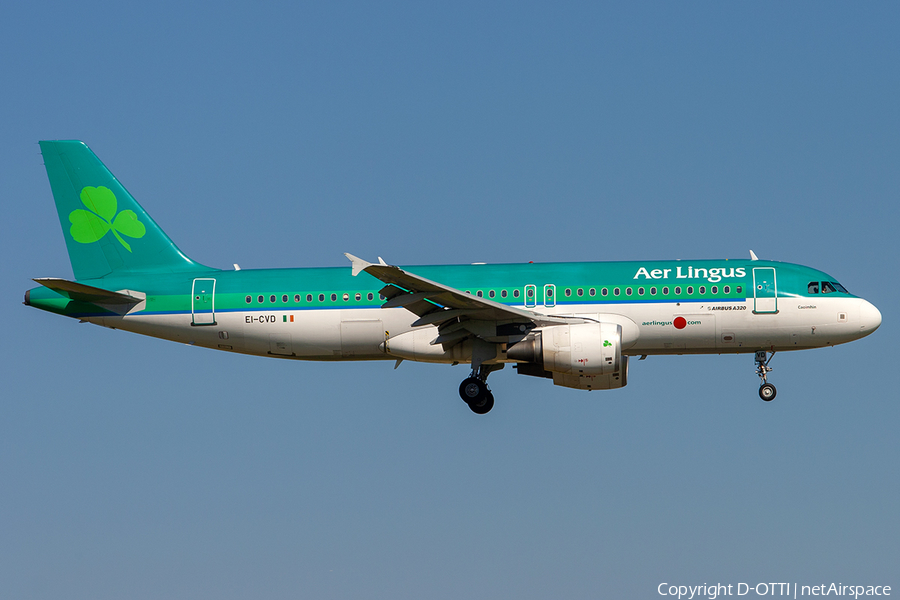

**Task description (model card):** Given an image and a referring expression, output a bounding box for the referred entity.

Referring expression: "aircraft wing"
[344,254,575,336]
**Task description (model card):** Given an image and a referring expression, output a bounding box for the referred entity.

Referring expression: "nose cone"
[859,299,882,336]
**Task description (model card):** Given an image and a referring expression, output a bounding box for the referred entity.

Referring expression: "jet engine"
[507,322,629,390]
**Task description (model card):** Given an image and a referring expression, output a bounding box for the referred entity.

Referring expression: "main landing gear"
[755,350,776,401]
[458,364,500,414]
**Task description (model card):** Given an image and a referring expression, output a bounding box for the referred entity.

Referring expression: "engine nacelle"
[508,322,623,375]
[508,322,629,390]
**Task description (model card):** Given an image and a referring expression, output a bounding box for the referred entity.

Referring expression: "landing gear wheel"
[459,377,487,404]
[469,391,494,415]
[754,351,777,402]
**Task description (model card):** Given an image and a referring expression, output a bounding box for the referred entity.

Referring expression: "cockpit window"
[808,282,819,294]
[832,282,848,293]
[821,282,837,294]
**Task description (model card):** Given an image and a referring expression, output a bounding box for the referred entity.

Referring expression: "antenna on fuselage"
[749,250,759,261]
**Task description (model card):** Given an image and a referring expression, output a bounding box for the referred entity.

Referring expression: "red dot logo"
[674,317,687,329]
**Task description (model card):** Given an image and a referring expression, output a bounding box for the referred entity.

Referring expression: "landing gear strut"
[755,350,776,401]
[459,364,499,414]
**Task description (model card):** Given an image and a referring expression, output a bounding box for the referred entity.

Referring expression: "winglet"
[344,253,374,277]
[749,250,759,261]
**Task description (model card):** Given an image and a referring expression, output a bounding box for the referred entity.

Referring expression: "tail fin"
[39,140,214,280]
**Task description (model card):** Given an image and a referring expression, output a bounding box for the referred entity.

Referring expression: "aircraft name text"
[633,266,747,283]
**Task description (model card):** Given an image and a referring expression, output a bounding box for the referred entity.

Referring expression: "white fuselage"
[89,295,880,363]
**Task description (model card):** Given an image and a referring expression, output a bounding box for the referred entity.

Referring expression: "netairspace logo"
[657,582,891,599]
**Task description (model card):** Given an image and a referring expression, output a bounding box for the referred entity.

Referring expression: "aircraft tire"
[469,391,494,415]
[459,377,486,404]
[759,383,777,402]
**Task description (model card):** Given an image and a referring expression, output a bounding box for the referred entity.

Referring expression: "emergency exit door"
[191,278,217,325]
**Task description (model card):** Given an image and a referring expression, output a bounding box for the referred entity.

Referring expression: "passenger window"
[514,289,520,298]
[270,295,276,303]
[614,288,620,296]
[489,290,495,298]
[368,293,374,301]
[318,294,324,302]
[601,288,608,296]
[577,288,583,297]
[294,294,300,302]
[565,288,571,297]
[663,287,669,295]
[822,282,836,294]
[687,286,693,295]
[343,293,349,301]
[245,295,252,303]
[477,290,483,297]
[638,287,645,295]
[331,293,337,301]
[589,288,595,296]
[699,286,705,294]
[626,287,632,296]
[282,294,288,303]
[724,286,730,294]
[674,287,681,295]
[711,286,717,294]
[527,288,533,298]
[736,286,742,294]
[355,293,361,301]
[501,290,507,298]
[650,287,657,295]
[307,294,313,302]
[257,295,264,303]
[808,282,820,294]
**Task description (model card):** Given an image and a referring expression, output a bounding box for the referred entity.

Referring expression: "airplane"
[24,141,882,414]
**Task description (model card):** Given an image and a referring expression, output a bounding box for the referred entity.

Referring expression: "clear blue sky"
[2,2,897,598]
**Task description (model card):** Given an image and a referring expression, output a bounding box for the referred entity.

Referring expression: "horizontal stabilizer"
[33,278,142,305]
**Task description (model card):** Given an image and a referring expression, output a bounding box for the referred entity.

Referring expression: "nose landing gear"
[755,350,776,401]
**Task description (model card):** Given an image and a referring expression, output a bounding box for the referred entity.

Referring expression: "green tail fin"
[39,140,214,280]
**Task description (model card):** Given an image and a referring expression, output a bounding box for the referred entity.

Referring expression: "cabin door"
[191,278,217,325]
[752,268,778,314]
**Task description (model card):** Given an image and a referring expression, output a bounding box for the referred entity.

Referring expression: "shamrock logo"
[603,340,612,347]
[68,186,146,252]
